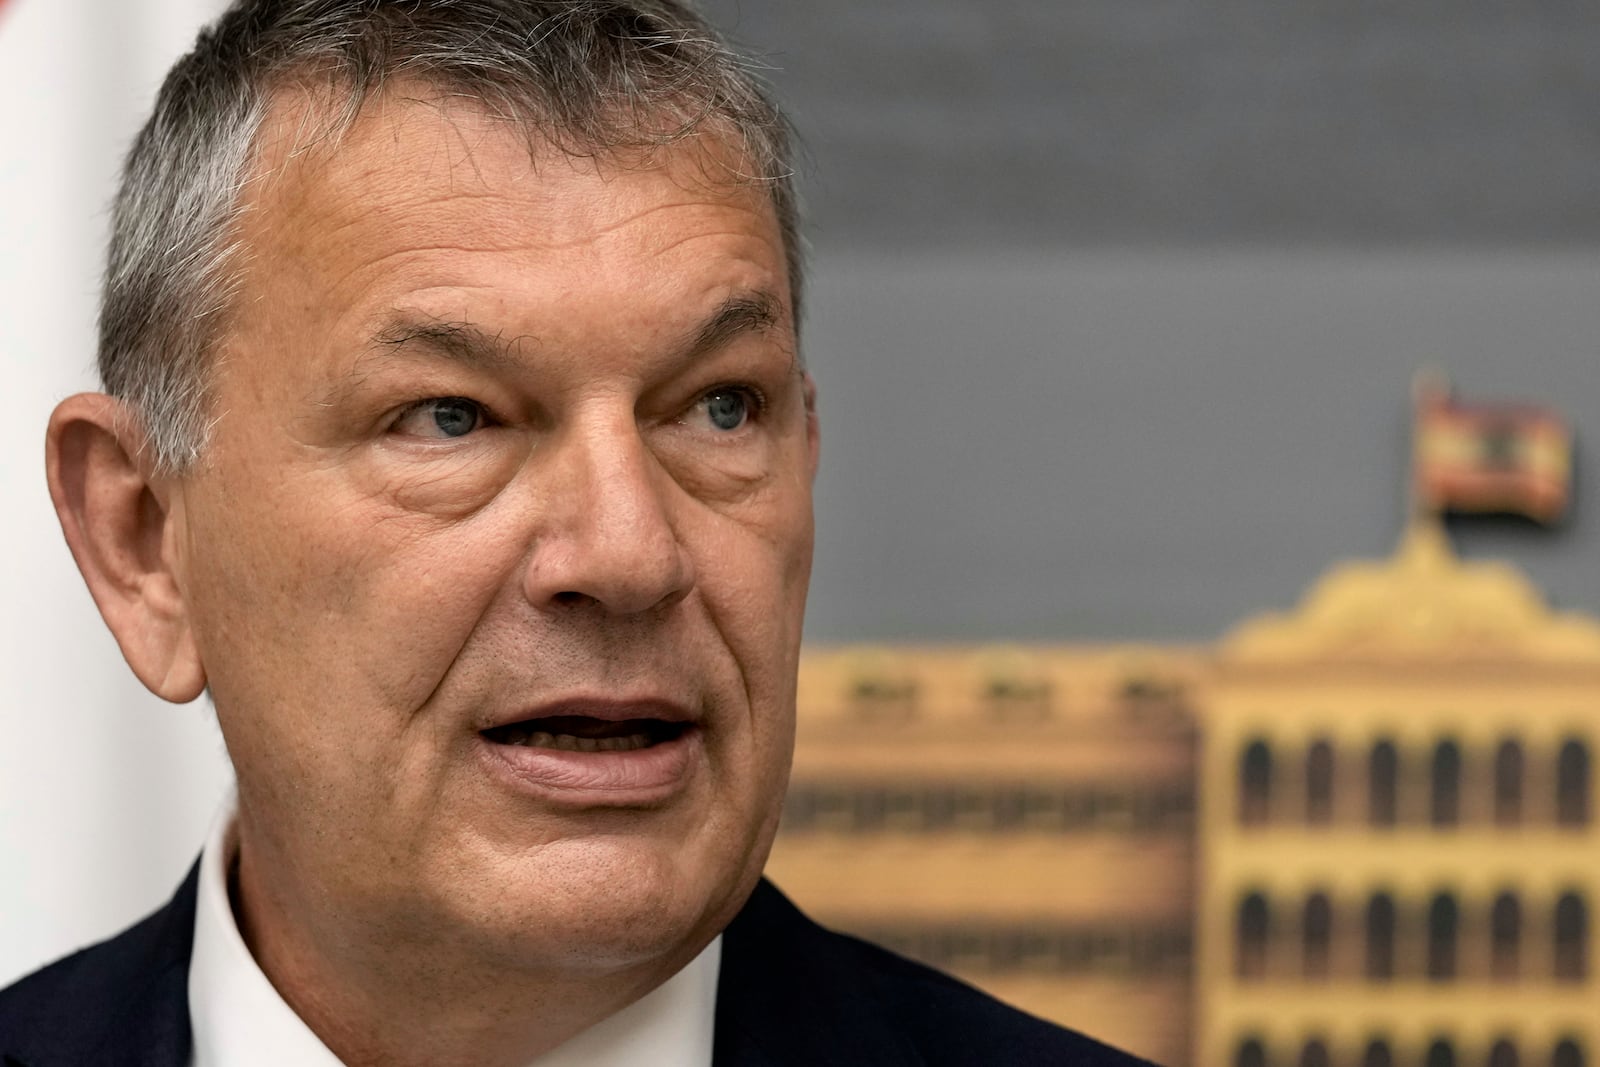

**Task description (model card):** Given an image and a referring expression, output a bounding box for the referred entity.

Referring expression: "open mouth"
[480,715,691,754]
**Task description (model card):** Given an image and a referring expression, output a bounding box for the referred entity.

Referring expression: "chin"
[439,831,759,974]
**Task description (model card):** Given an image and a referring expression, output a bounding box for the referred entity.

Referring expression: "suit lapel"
[77,957,192,1067]
[87,861,197,1067]
[1,863,197,1067]
[713,880,923,1067]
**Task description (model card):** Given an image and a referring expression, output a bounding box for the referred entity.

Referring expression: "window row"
[779,782,1195,834]
[1238,737,1591,828]
[1235,1035,1586,1067]
[852,922,1191,977]
[841,673,1193,722]
[1236,889,1589,983]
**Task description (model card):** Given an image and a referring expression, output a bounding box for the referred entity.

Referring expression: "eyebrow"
[686,290,785,357]
[370,318,524,370]
[368,289,789,370]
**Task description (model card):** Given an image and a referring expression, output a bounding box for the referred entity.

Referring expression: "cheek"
[183,479,528,728]
[693,488,813,729]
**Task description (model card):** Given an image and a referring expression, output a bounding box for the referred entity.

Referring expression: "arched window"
[1236,1037,1268,1067]
[1241,740,1273,825]
[1427,1039,1456,1067]
[1370,740,1398,826]
[1300,1040,1330,1067]
[1491,892,1521,980]
[1552,1040,1585,1067]
[1495,739,1524,825]
[1428,892,1458,980]
[1558,740,1590,826]
[1306,739,1335,825]
[1555,892,1587,981]
[1238,892,1270,979]
[1366,892,1396,980]
[1490,1039,1520,1067]
[1303,892,1332,979]
[1362,1040,1393,1067]
[1432,740,1462,827]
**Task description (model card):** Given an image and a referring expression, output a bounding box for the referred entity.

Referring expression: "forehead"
[234,83,785,299]
[216,82,796,383]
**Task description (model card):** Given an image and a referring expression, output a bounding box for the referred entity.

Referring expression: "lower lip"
[474,728,700,805]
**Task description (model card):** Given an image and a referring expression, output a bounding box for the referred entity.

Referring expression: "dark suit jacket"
[0,867,1149,1066]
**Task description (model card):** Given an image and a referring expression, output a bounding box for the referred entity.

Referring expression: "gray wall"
[801,249,1599,643]
[687,0,1600,643]
[704,0,1600,249]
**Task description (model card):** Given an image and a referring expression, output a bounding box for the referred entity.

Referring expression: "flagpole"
[1409,367,1450,532]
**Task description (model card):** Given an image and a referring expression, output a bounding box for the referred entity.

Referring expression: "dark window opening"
[1362,1040,1393,1067]
[1489,1039,1519,1067]
[1236,1038,1268,1067]
[1491,892,1521,980]
[1432,740,1461,827]
[1370,740,1398,826]
[1303,892,1332,980]
[1494,739,1524,825]
[1555,893,1587,981]
[1299,1040,1330,1067]
[1306,739,1334,825]
[1366,893,1396,980]
[1241,740,1273,825]
[1427,1039,1456,1067]
[1428,893,1458,981]
[1553,1040,1585,1067]
[1558,740,1590,826]
[1237,892,1270,980]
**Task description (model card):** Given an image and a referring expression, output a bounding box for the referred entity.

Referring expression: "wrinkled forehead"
[238,77,778,251]
[210,78,794,397]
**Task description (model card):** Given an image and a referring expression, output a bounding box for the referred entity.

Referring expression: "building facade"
[765,522,1600,1067]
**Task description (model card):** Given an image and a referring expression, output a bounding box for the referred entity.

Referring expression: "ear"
[802,371,820,482]
[45,393,207,703]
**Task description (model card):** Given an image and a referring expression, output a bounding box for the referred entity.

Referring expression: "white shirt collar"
[188,797,721,1067]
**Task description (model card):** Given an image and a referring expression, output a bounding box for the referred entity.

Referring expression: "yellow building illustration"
[766,521,1600,1067]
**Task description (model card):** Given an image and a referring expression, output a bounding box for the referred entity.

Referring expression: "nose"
[520,413,696,616]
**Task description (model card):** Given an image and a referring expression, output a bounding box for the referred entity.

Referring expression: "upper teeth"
[514,731,652,753]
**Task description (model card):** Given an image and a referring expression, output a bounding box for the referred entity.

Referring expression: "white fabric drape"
[0,0,235,987]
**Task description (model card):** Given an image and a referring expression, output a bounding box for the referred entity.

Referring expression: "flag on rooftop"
[1412,373,1572,525]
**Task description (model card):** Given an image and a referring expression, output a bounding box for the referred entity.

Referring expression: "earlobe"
[45,393,208,703]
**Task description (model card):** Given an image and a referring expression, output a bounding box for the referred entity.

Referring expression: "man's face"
[167,91,817,973]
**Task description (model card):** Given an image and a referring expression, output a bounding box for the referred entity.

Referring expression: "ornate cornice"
[1221,520,1600,667]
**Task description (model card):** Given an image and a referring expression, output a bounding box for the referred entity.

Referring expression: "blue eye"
[395,397,485,439]
[430,398,480,437]
[700,388,751,432]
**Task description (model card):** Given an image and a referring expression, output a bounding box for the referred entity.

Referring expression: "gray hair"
[101,0,801,473]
